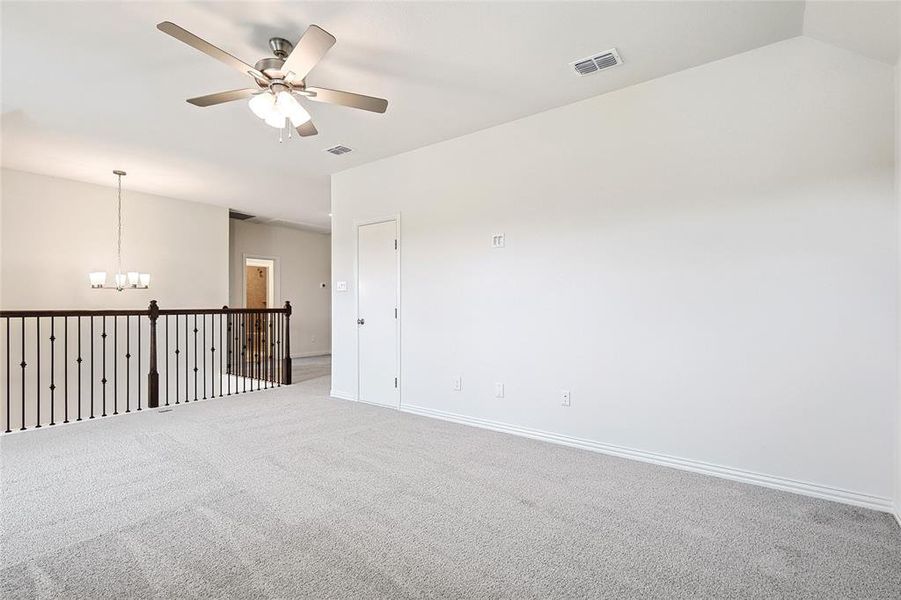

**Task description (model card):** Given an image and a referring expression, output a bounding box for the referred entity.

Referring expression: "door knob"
[357,318,365,325]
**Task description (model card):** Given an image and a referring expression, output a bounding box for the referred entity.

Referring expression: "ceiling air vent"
[325,145,353,156]
[570,48,622,77]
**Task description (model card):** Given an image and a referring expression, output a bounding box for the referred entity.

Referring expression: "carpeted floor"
[291,355,331,383]
[1,376,899,599]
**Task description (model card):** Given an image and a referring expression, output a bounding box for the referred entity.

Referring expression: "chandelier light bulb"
[127,272,140,286]
[139,273,151,287]
[89,272,107,288]
[249,92,276,120]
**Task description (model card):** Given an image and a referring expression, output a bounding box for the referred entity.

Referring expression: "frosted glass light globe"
[274,91,301,117]
[264,112,286,129]
[248,92,276,119]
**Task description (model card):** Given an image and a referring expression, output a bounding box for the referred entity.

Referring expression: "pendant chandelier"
[89,170,151,291]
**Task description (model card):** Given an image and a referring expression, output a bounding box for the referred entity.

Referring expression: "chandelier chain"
[116,172,123,282]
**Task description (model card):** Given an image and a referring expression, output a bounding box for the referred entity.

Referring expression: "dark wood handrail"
[0,307,289,318]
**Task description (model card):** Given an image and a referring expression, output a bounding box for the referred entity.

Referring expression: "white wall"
[1,169,228,309]
[229,219,331,357]
[332,37,897,509]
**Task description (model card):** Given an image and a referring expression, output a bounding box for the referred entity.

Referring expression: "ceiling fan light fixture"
[274,90,301,117]
[264,111,287,129]
[249,91,276,119]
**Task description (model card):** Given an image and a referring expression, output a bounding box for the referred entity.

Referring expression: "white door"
[357,220,399,407]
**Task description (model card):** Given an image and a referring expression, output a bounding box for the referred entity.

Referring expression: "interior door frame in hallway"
[355,215,401,409]
[243,255,279,309]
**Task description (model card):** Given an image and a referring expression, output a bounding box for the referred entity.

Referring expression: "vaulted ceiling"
[0,1,837,231]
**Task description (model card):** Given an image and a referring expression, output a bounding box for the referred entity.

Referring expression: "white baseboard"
[330,389,357,401]
[400,403,894,514]
[291,352,331,359]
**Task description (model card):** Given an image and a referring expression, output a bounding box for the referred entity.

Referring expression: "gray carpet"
[1,376,899,599]
[290,355,331,384]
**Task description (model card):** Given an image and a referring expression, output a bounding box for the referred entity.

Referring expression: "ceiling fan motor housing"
[269,37,294,58]
[255,38,297,80]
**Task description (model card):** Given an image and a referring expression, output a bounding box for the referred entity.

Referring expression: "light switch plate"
[561,390,571,407]
[495,383,505,398]
[491,234,505,248]
[336,281,348,292]
[453,376,462,391]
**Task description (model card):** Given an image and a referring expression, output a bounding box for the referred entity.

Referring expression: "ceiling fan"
[157,21,388,139]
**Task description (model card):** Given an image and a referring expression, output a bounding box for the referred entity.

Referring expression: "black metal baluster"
[20,317,26,430]
[185,314,190,402]
[185,313,191,403]
[175,315,180,404]
[77,317,82,421]
[64,317,69,423]
[113,316,118,415]
[211,314,217,398]
[219,312,223,397]
[276,312,281,387]
[269,314,274,388]
[5,318,10,433]
[137,315,142,411]
[263,314,268,388]
[193,314,198,402]
[101,316,107,418]
[90,315,95,419]
[126,316,131,413]
[36,317,41,428]
[227,312,232,396]
[254,314,259,391]
[241,313,246,393]
[203,314,207,400]
[50,317,55,425]
[165,315,170,406]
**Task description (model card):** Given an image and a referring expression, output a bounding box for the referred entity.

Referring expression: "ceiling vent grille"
[325,145,353,156]
[570,48,622,76]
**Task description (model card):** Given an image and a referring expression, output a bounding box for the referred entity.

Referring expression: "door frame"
[354,214,401,409]
[242,254,280,309]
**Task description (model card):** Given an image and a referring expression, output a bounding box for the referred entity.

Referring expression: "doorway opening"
[244,257,277,380]
[244,257,276,309]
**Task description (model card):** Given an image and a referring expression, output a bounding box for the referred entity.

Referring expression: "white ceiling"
[1,1,807,231]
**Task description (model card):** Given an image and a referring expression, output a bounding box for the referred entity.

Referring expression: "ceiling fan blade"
[282,25,336,82]
[187,88,258,107]
[295,120,318,137]
[157,21,268,82]
[304,87,388,113]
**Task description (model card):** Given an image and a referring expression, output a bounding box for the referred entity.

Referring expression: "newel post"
[282,301,292,385]
[147,300,160,408]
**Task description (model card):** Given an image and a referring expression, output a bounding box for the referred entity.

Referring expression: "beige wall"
[1,168,228,310]
[229,219,331,357]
